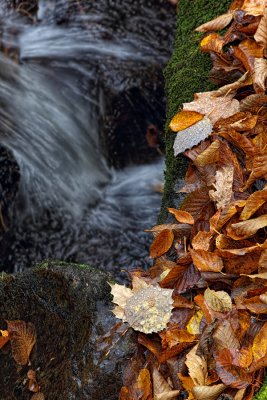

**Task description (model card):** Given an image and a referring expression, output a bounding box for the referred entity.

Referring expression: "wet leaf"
[253,58,267,91]
[169,110,204,132]
[150,229,174,258]
[191,249,224,272]
[240,188,267,220]
[192,383,226,400]
[252,322,267,362]
[200,33,224,53]
[230,214,267,238]
[194,141,220,167]
[7,320,36,365]
[173,116,212,156]
[160,264,201,293]
[186,310,204,335]
[168,208,194,225]
[215,349,252,388]
[136,368,152,400]
[213,320,240,351]
[152,367,180,400]
[192,231,213,251]
[204,288,232,313]
[196,13,233,32]
[183,91,240,125]
[185,344,207,386]
[209,166,234,210]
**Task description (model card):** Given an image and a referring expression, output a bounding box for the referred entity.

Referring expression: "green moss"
[254,376,267,400]
[35,259,93,270]
[159,0,232,222]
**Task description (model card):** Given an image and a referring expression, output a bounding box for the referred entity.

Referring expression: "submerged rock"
[0,261,136,399]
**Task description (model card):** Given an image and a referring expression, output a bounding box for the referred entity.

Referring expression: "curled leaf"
[196,12,233,32]
[204,288,232,313]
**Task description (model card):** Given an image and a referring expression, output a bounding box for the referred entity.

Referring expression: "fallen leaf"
[183,91,240,125]
[31,394,45,400]
[240,188,267,220]
[242,0,266,15]
[186,310,204,335]
[200,33,224,53]
[204,288,232,313]
[173,116,212,156]
[7,320,36,365]
[194,141,220,167]
[192,231,213,251]
[213,320,240,352]
[152,367,180,400]
[136,368,152,400]
[192,384,226,400]
[209,166,234,210]
[253,58,267,91]
[243,153,267,189]
[230,214,267,238]
[0,330,10,349]
[196,13,233,32]
[252,322,267,362]
[215,349,252,388]
[150,229,174,258]
[190,249,224,272]
[254,5,267,55]
[185,344,207,386]
[169,110,204,132]
[168,208,194,224]
[233,39,264,72]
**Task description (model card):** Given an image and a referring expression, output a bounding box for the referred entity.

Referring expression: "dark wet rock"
[0,261,136,400]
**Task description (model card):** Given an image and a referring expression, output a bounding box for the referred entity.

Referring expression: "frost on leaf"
[173,116,212,156]
[110,282,174,333]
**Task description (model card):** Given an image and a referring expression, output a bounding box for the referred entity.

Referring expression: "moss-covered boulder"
[0,261,136,399]
[160,0,232,221]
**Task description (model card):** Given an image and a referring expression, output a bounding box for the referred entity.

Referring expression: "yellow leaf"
[168,208,194,224]
[185,344,207,386]
[187,310,204,335]
[192,383,226,400]
[169,110,204,132]
[252,322,267,362]
[204,288,232,313]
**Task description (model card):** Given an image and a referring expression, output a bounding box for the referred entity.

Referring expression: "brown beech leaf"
[240,93,267,112]
[243,295,267,314]
[162,328,197,348]
[185,344,207,386]
[7,320,36,365]
[204,288,232,313]
[181,188,211,218]
[0,330,10,349]
[253,58,267,91]
[215,349,252,389]
[233,39,264,72]
[192,231,213,251]
[218,129,256,157]
[230,214,267,238]
[190,249,224,272]
[194,141,220,167]
[192,384,226,400]
[150,229,174,258]
[168,208,194,225]
[183,91,240,125]
[259,250,267,271]
[196,12,233,32]
[242,0,266,15]
[31,394,45,400]
[169,110,204,132]
[160,264,201,293]
[240,188,267,220]
[213,320,240,352]
[252,322,267,362]
[136,368,152,400]
[212,72,252,97]
[173,116,212,156]
[254,6,267,54]
[200,33,224,53]
[243,153,267,190]
[209,166,234,210]
[152,367,180,400]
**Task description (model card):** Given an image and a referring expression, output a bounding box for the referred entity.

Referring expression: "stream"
[0,0,175,281]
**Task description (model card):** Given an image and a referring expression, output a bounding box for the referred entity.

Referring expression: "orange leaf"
[136,369,152,400]
[252,322,267,362]
[7,320,36,365]
[168,208,194,224]
[0,330,10,349]
[200,33,224,53]
[192,231,213,251]
[230,214,267,239]
[190,249,224,272]
[240,189,267,220]
[150,229,174,258]
[243,153,267,190]
[169,110,204,132]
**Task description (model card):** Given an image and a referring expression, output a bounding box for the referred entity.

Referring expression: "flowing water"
[0,0,175,279]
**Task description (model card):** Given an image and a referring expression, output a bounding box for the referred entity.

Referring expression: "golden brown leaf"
[169,110,204,132]
[183,91,240,125]
[150,229,174,258]
[204,288,232,313]
[192,231,213,251]
[254,5,267,55]
[192,384,226,400]
[240,93,267,112]
[212,72,252,97]
[185,345,207,386]
[186,310,204,335]
[213,320,240,352]
[168,208,194,225]
[190,249,224,272]
[200,33,224,53]
[253,58,267,91]
[215,349,252,388]
[243,153,267,190]
[7,320,36,365]
[252,322,267,362]
[0,330,10,349]
[233,39,264,72]
[240,188,267,220]
[194,141,220,168]
[136,369,152,400]
[196,12,233,32]
[152,367,180,400]
[230,214,267,238]
[242,0,266,15]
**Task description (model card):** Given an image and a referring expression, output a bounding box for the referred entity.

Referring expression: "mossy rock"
[0,261,136,399]
[160,0,232,221]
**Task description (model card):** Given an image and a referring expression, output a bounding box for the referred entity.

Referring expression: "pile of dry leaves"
[110,1,267,399]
